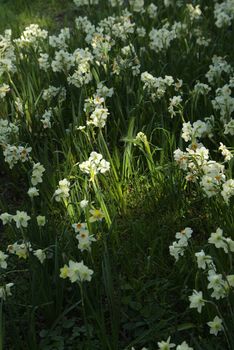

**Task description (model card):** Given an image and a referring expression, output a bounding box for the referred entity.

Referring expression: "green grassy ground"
[0,0,74,34]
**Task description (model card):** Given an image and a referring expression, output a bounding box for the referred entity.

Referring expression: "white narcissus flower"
[207,270,227,300]
[7,241,32,259]
[189,290,205,313]
[89,208,105,222]
[76,230,96,252]
[54,178,70,202]
[36,215,46,227]
[208,228,226,250]
[0,213,13,225]
[0,83,10,98]
[176,342,193,350]
[0,251,8,269]
[207,316,223,336]
[0,283,14,300]
[227,275,234,287]
[31,162,45,186]
[158,336,175,350]
[13,211,31,228]
[60,260,93,283]
[221,179,234,204]
[169,241,186,261]
[27,187,39,198]
[175,227,193,244]
[80,199,89,209]
[195,250,213,270]
[34,249,46,264]
[79,152,110,178]
[72,222,88,233]
[219,142,233,162]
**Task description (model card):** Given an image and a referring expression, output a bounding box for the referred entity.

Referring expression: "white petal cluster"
[0,29,16,77]
[3,144,32,168]
[8,241,32,259]
[189,290,205,313]
[54,178,70,202]
[0,119,18,145]
[72,222,96,252]
[60,260,93,283]
[0,283,14,300]
[40,108,53,129]
[169,227,193,261]
[149,24,176,53]
[79,152,110,177]
[214,0,234,28]
[31,162,45,186]
[49,28,70,50]
[14,24,48,48]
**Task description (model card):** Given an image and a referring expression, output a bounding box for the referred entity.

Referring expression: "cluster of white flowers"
[193,82,211,95]
[0,250,8,269]
[221,179,234,204]
[205,55,232,85]
[3,144,32,168]
[168,95,182,118]
[0,119,18,145]
[100,12,135,42]
[40,108,53,129]
[0,283,14,300]
[147,3,157,19]
[174,120,233,201]
[75,16,96,44]
[53,178,70,202]
[0,83,10,98]
[141,72,181,101]
[85,94,110,128]
[96,82,114,99]
[159,338,193,350]
[38,53,50,71]
[129,0,144,13]
[186,4,202,21]
[49,28,70,49]
[14,24,48,48]
[60,260,93,283]
[214,0,234,28]
[224,118,234,136]
[181,120,212,142]
[212,83,234,122]
[169,227,193,261]
[200,161,226,198]
[219,142,233,162]
[112,43,140,76]
[79,152,110,177]
[7,241,32,259]
[72,222,96,252]
[187,227,234,336]
[149,23,176,53]
[0,29,16,77]
[31,162,45,186]
[68,48,93,88]
[42,85,66,102]
[88,106,110,128]
[51,49,75,73]
[131,339,193,350]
